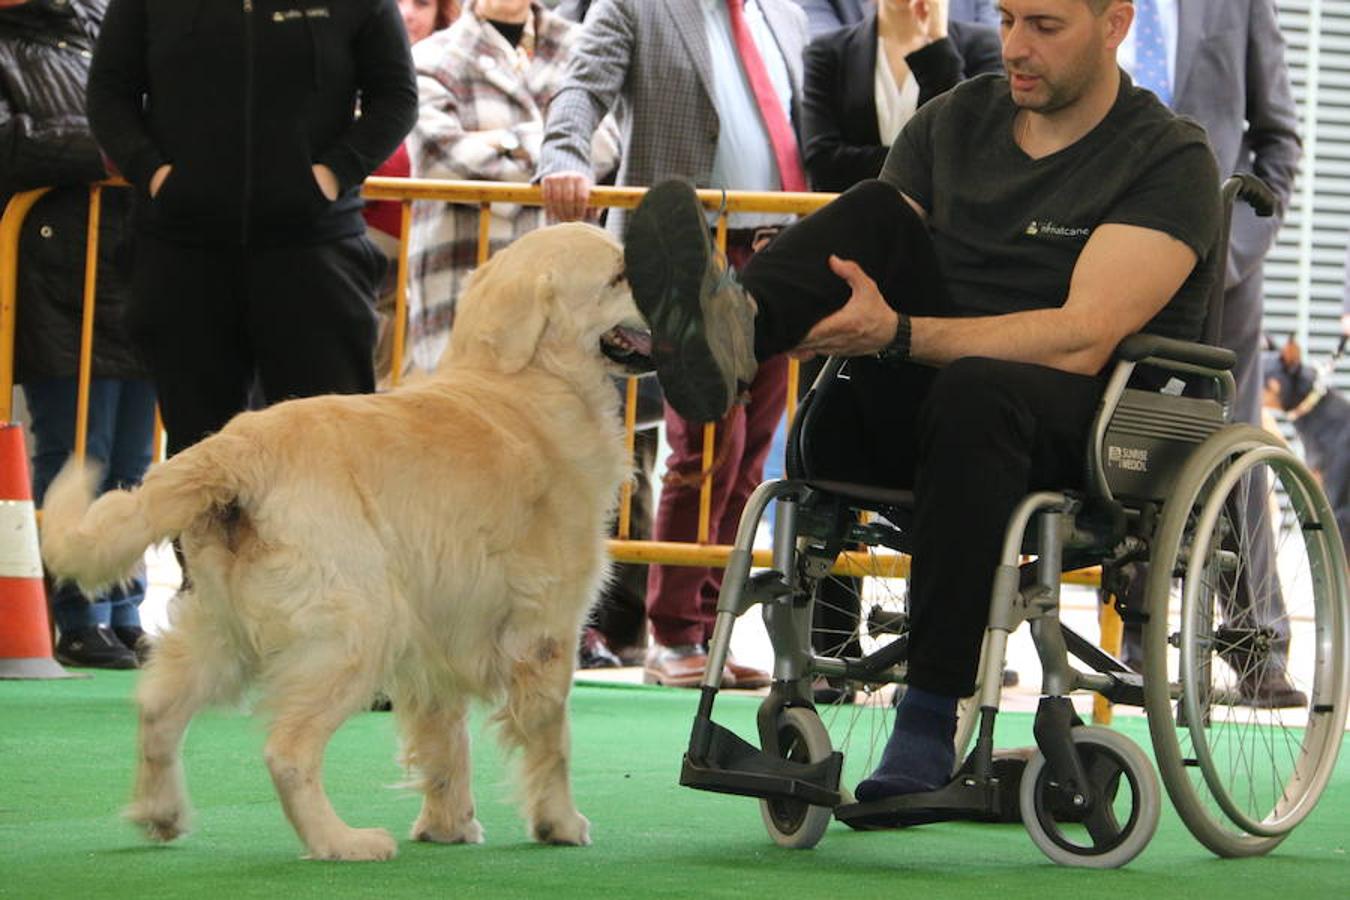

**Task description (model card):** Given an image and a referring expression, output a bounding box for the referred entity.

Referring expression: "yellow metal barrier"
[3,176,1122,721]
[1,177,1111,609]
[1,187,53,424]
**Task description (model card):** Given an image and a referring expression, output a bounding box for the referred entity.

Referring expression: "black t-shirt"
[880,71,1221,342]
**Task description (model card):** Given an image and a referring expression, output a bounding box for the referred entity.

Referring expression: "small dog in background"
[39,223,652,860]
[1262,335,1350,555]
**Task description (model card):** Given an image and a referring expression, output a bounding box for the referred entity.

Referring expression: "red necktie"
[725,0,807,193]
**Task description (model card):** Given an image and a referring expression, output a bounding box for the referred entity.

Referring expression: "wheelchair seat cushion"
[805,479,915,510]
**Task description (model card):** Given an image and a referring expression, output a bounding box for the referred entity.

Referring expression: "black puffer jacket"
[0,0,145,383]
[86,0,417,247]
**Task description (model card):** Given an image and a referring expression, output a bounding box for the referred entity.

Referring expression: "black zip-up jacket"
[86,0,417,247]
[1,0,145,383]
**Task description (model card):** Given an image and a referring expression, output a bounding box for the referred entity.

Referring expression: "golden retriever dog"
[39,223,652,860]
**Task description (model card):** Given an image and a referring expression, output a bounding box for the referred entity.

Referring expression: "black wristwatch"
[877,312,912,363]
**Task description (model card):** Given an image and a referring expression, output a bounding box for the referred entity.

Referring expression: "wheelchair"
[677,175,1350,867]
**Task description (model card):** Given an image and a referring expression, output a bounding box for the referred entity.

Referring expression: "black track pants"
[130,233,383,456]
[740,180,1106,696]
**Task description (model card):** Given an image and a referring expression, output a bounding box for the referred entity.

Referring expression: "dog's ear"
[448,256,552,374]
[1280,336,1301,373]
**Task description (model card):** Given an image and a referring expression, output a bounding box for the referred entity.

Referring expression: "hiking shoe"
[55,625,138,670]
[624,179,757,423]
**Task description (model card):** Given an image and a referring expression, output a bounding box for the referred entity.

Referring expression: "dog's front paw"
[532,811,590,846]
[305,826,398,861]
[411,813,484,845]
[125,802,190,843]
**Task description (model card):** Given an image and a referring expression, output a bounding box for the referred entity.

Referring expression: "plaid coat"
[405,0,619,372]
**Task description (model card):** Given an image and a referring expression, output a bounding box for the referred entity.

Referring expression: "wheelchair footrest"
[680,720,843,807]
[834,772,1008,830]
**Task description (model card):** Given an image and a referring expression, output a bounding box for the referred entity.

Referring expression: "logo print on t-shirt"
[1025,220,1090,240]
[272,6,330,21]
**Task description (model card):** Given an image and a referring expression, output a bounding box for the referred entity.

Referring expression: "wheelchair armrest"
[1115,334,1235,372]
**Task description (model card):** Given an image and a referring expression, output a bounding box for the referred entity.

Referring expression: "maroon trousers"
[645,353,789,647]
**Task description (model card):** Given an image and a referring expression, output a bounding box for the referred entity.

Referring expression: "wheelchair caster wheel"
[1019,726,1160,868]
[759,707,834,849]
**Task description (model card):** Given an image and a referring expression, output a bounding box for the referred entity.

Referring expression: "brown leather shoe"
[643,643,732,688]
[724,658,771,689]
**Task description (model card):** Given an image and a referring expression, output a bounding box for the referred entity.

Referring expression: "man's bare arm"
[794,222,1199,377]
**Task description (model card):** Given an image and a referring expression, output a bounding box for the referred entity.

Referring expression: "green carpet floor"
[2,671,1346,899]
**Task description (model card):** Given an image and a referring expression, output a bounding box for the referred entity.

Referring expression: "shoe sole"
[642,666,739,689]
[642,667,706,688]
[54,652,137,670]
[624,181,733,423]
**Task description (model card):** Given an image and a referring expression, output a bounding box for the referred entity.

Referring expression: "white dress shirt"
[703,0,797,227]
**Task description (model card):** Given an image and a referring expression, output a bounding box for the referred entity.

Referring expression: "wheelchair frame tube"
[979,492,1069,711]
[765,493,814,683]
[1031,508,1078,698]
[706,479,804,689]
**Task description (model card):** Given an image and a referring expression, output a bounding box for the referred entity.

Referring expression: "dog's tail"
[40,432,253,595]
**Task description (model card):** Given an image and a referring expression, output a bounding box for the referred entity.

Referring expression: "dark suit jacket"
[790,0,865,37]
[802,14,1002,191]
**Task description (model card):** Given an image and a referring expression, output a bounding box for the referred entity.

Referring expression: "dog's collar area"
[1287,385,1327,422]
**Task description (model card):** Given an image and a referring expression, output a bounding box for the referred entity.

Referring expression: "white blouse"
[874,37,920,147]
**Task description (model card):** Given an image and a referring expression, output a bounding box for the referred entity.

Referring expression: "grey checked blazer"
[538,0,809,235]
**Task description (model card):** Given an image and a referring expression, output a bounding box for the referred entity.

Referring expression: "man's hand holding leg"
[790,256,900,360]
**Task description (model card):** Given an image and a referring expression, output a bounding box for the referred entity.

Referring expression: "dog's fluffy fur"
[40,223,650,860]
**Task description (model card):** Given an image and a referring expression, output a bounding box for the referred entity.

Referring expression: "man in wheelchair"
[624,0,1221,802]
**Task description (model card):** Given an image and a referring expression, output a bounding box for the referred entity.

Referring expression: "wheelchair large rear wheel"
[1143,426,1349,857]
[759,707,835,849]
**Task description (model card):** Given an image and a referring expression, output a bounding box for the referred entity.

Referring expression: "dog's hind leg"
[126,595,247,843]
[496,635,590,846]
[397,695,483,844]
[262,656,397,861]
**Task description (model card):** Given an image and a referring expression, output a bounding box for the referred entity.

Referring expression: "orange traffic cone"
[0,423,74,679]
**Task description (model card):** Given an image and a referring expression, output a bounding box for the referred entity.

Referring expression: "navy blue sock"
[854,686,957,802]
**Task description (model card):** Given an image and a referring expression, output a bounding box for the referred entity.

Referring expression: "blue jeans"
[23,377,157,632]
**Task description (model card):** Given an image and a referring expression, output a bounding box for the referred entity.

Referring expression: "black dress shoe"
[113,626,152,665]
[54,625,138,670]
[1237,670,1308,709]
[811,676,855,705]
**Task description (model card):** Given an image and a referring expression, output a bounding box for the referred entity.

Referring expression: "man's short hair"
[1086,0,1130,13]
